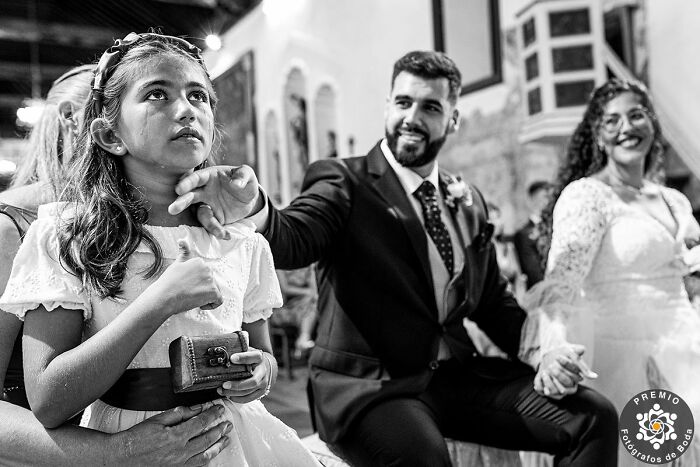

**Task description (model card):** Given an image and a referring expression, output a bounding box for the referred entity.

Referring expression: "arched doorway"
[283,68,308,196]
[263,110,283,206]
[314,84,338,159]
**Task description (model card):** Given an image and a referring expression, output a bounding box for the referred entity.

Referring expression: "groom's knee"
[569,386,619,446]
[337,435,451,467]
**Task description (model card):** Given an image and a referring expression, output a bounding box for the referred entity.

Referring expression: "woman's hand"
[145,240,223,317]
[111,404,232,466]
[534,344,597,400]
[217,348,277,403]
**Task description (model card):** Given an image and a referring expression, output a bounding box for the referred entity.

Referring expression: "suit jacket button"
[429,360,440,370]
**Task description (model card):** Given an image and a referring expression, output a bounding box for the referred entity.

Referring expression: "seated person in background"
[514,180,552,289]
[486,202,524,297]
[273,266,319,357]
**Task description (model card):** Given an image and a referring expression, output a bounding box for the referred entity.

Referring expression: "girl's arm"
[0,215,22,390]
[23,242,222,428]
[0,312,21,390]
[218,318,278,404]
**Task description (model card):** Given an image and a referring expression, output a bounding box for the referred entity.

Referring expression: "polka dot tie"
[414,181,454,276]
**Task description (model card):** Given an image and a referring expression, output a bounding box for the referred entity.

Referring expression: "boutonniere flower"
[444,175,473,208]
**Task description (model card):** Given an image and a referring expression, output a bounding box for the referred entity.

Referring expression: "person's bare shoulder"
[0,183,52,211]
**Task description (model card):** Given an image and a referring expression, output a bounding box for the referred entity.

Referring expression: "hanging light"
[205,34,222,51]
[16,98,45,128]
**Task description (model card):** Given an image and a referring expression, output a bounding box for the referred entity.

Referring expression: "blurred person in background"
[273,266,319,358]
[527,78,700,466]
[486,201,524,298]
[513,181,551,290]
[0,64,230,466]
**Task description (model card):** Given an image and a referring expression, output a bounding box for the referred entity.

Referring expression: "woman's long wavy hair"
[11,65,94,195]
[536,79,665,264]
[57,36,217,299]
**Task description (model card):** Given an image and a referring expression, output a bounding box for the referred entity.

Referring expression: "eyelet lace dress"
[0,202,321,467]
[522,178,700,467]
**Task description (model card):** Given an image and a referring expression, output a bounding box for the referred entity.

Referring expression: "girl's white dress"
[0,203,320,467]
[523,178,700,467]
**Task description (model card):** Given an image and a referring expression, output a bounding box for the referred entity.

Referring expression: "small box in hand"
[169,330,254,393]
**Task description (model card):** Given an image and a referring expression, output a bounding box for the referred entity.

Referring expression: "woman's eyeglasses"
[599,107,651,133]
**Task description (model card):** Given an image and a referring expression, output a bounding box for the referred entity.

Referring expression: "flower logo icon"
[636,404,677,450]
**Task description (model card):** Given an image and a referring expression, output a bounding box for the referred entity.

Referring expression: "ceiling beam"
[0,18,121,48]
[149,0,218,7]
[0,61,71,82]
[0,94,25,108]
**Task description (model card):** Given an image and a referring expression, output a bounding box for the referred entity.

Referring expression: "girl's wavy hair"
[536,78,665,263]
[11,65,94,194]
[58,33,218,299]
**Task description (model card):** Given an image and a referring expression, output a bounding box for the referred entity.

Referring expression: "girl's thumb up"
[177,239,193,262]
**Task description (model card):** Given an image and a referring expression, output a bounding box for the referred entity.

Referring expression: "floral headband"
[91,32,206,114]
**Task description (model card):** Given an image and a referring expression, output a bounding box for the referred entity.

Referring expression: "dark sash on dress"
[100,368,221,411]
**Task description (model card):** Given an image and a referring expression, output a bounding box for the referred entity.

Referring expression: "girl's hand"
[217,348,276,403]
[148,240,223,316]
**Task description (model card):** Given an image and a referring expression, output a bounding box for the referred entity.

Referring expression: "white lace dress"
[523,178,700,466]
[0,203,320,467]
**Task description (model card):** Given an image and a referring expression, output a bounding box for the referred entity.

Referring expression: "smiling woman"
[524,78,700,466]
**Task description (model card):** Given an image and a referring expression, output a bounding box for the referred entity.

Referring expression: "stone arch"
[283,68,308,196]
[314,84,339,159]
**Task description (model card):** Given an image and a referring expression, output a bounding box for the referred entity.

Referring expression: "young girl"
[0,33,320,466]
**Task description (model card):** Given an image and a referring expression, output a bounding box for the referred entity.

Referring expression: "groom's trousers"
[334,359,618,467]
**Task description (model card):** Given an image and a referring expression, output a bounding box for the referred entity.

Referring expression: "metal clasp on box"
[205,346,231,367]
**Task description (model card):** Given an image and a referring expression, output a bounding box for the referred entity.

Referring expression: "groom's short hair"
[391,51,462,104]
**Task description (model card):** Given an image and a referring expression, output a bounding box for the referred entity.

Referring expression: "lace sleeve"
[519,179,608,367]
[242,234,284,323]
[0,214,89,320]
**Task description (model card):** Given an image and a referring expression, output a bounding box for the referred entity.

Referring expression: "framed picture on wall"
[213,50,257,170]
[432,0,502,95]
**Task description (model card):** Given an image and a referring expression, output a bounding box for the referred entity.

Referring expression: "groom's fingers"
[175,168,215,196]
[197,204,229,240]
[228,166,255,189]
[555,356,584,384]
[169,191,198,215]
[533,372,544,394]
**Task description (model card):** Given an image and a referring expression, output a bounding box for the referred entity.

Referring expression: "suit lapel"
[439,171,480,320]
[367,144,435,293]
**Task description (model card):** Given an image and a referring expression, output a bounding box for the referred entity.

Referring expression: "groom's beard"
[386,125,448,168]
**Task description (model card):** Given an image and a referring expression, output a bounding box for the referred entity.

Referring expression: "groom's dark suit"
[262,142,617,465]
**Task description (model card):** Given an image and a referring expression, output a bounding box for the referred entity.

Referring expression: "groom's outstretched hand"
[168,165,263,239]
[535,344,598,400]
